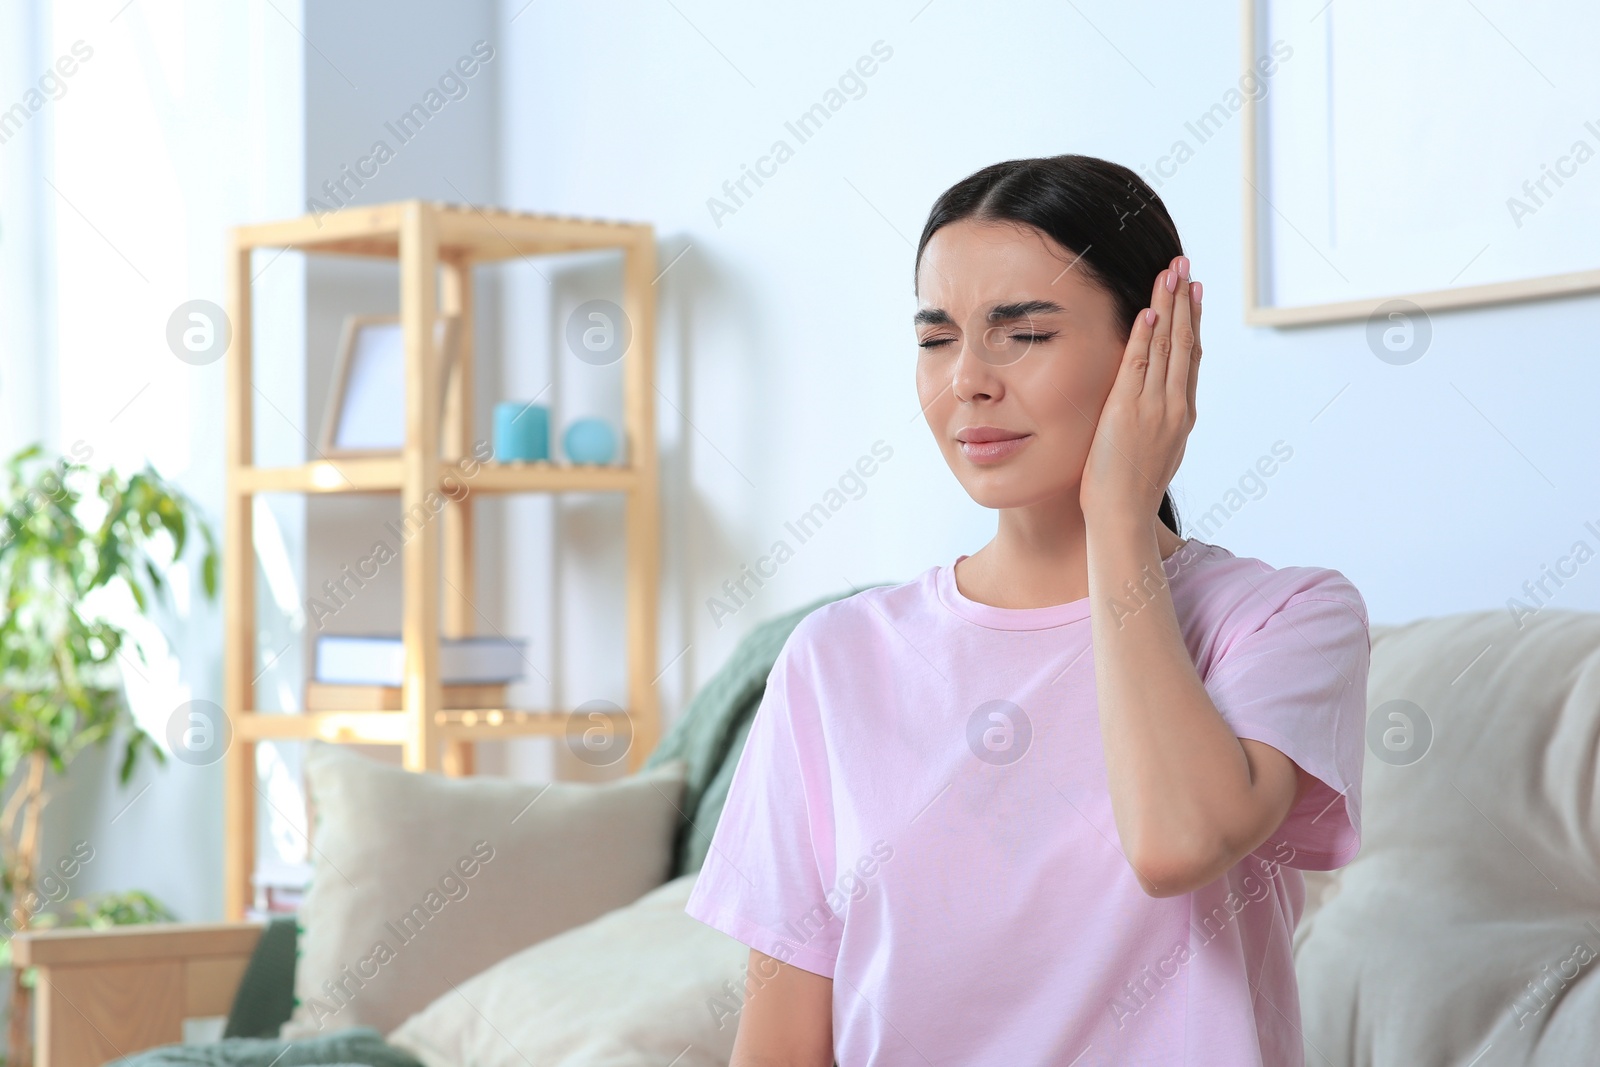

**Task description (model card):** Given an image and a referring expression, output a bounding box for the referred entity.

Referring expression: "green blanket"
[645,584,875,879]
[109,1027,419,1067]
[180,584,872,1060]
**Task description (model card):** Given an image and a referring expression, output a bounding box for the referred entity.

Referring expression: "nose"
[952,328,1007,403]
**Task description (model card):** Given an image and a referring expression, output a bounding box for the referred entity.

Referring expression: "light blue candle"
[563,417,617,465]
[493,401,549,461]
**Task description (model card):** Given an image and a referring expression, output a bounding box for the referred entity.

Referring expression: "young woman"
[685,155,1371,1066]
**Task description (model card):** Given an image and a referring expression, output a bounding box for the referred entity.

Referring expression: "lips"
[956,427,1027,444]
[955,427,1032,464]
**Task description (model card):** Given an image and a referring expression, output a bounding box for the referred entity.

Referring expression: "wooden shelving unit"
[222,200,659,920]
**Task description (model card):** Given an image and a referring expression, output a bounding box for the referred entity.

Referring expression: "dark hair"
[914,154,1183,536]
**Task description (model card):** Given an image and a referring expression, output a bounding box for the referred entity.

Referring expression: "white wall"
[493,0,1600,734]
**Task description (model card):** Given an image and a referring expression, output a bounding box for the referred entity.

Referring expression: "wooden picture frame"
[318,313,460,457]
[1241,0,1600,326]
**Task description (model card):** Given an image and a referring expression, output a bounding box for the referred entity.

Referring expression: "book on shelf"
[304,681,509,711]
[313,633,528,686]
[249,859,311,919]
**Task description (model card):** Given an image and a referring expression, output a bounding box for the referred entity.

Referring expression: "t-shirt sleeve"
[683,625,841,978]
[1202,575,1372,871]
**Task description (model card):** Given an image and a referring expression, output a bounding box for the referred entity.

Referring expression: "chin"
[954,469,1078,511]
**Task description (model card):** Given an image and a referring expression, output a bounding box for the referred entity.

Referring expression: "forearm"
[731,950,835,1067]
[1085,514,1262,893]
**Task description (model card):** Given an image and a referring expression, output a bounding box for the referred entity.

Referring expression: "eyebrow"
[913,299,1067,326]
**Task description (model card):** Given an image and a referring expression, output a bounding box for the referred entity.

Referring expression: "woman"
[685,155,1371,1066]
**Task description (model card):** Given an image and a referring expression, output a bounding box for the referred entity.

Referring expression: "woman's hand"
[1079,255,1202,524]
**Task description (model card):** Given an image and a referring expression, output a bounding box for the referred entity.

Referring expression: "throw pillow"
[281,741,687,1039]
[387,872,751,1067]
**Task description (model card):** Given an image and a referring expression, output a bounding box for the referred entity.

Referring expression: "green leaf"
[162,498,188,559]
[118,728,164,783]
[0,441,217,894]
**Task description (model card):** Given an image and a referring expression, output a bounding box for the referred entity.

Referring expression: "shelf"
[232,200,650,262]
[235,708,632,744]
[232,459,638,495]
[234,458,403,493]
[223,198,661,921]
[468,461,639,494]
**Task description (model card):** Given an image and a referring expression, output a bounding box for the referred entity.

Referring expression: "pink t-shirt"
[685,538,1371,1066]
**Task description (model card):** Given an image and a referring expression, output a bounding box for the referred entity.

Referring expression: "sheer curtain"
[0,0,57,455]
[1,0,312,920]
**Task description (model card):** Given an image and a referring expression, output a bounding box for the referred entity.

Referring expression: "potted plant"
[0,442,218,1066]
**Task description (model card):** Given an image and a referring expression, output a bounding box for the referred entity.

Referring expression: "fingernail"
[1177,256,1190,279]
[1144,308,1156,326]
[1164,270,1176,293]
[1192,281,1202,304]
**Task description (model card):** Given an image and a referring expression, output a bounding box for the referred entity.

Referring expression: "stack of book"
[248,859,312,920]
[308,634,528,710]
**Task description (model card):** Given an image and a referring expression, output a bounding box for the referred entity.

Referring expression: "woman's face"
[914,218,1127,511]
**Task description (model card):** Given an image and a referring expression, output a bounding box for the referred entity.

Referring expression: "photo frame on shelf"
[318,313,461,457]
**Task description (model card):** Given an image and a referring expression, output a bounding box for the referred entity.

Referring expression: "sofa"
[1293,606,1600,1065]
[15,599,1600,1067]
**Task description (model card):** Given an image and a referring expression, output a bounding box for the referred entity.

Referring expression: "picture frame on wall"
[1242,0,1600,326]
[318,314,461,458]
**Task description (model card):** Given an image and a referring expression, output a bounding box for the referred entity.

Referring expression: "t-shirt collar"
[934,539,1210,631]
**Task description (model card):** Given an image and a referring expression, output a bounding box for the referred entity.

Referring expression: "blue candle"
[493,401,549,462]
[563,417,617,465]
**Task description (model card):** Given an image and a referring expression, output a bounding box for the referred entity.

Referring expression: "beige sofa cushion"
[387,871,750,1067]
[281,742,687,1038]
[1294,609,1600,1064]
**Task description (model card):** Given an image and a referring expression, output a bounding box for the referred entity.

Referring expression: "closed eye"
[918,332,1058,348]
